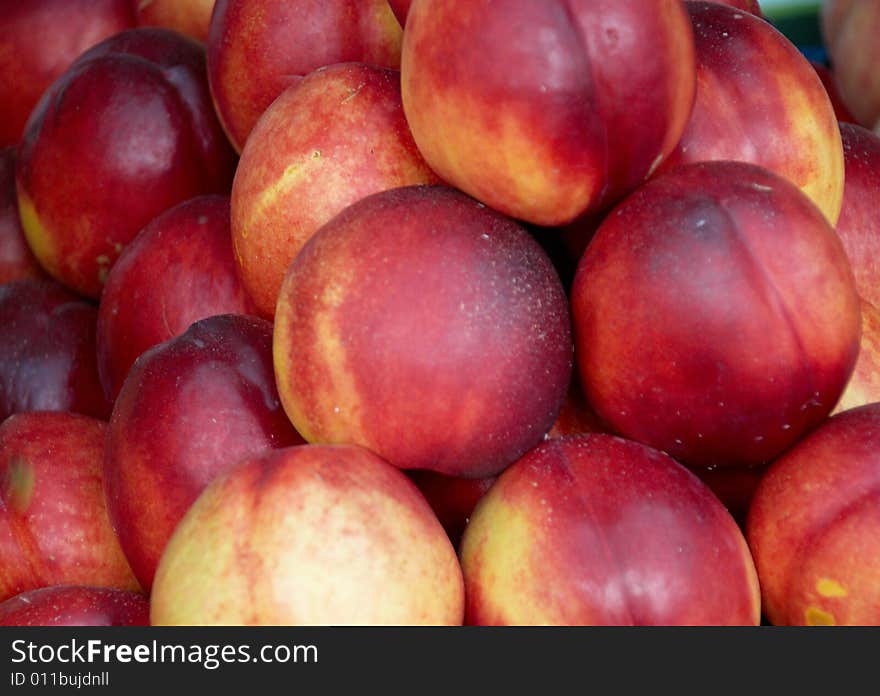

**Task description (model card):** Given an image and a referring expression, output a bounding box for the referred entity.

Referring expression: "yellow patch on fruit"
[775,69,845,226]
[244,151,325,235]
[3,456,35,514]
[832,301,880,414]
[805,606,836,626]
[815,578,848,598]
[274,260,366,448]
[16,192,58,278]
[461,493,547,625]
[96,254,112,286]
[308,282,365,442]
[370,0,404,56]
[402,77,598,226]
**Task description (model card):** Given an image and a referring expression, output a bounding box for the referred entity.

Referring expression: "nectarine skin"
[135,0,216,44]
[821,0,880,132]
[833,299,880,414]
[665,1,845,225]
[273,185,573,478]
[401,0,697,226]
[105,314,304,591]
[0,148,44,284]
[747,403,880,626]
[0,586,149,627]
[812,60,857,125]
[0,413,139,603]
[834,123,880,309]
[231,62,440,319]
[461,435,761,625]
[0,0,135,147]
[150,445,465,626]
[0,280,110,422]
[97,195,254,401]
[207,0,403,152]
[820,0,855,49]
[16,28,237,298]
[571,161,861,470]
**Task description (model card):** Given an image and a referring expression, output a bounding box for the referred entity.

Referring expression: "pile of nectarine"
[1,0,879,627]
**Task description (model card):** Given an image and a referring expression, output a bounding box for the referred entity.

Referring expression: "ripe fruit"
[747,403,880,625]
[105,314,303,591]
[0,586,149,626]
[16,28,236,298]
[821,0,880,132]
[231,62,439,319]
[0,279,110,422]
[461,435,761,625]
[0,0,135,147]
[273,185,572,478]
[96,195,254,401]
[0,412,138,602]
[571,160,860,469]
[664,1,845,225]
[401,0,697,225]
[0,148,44,284]
[207,0,403,152]
[151,444,465,625]
[134,0,216,44]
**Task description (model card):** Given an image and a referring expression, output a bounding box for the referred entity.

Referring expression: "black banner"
[1,626,874,691]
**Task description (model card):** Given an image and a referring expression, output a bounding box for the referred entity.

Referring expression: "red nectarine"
[461,435,761,625]
[151,444,465,625]
[571,161,861,469]
[273,185,573,478]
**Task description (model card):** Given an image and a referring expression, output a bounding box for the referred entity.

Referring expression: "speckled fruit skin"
[231,62,440,319]
[0,413,139,603]
[134,0,216,44]
[664,2,845,226]
[747,403,880,626]
[0,586,149,627]
[833,123,880,309]
[105,314,304,592]
[0,279,111,422]
[273,185,573,479]
[460,434,761,626]
[0,148,44,284]
[400,0,697,226]
[571,161,861,470]
[821,0,880,133]
[150,444,465,626]
[0,0,135,148]
[15,28,237,299]
[832,299,880,415]
[97,195,255,402]
[207,0,403,153]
